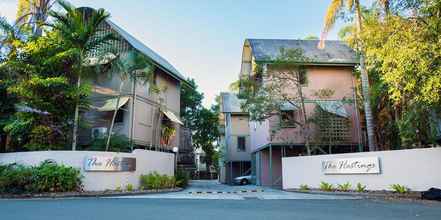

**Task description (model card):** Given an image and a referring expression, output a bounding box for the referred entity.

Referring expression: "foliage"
[175,169,190,188]
[87,134,131,152]
[299,184,310,191]
[0,161,82,194]
[239,48,314,154]
[319,181,334,192]
[139,172,176,190]
[356,182,367,192]
[160,122,176,147]
[126,184,134,192]
[179,78,220,169]
[390,184,409,194]
[192,107,220,170]
[339,0,441,148]
[180,78,203,128]
[337,182,352,192]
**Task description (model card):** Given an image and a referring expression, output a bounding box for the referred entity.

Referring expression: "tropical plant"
[140,172,176,190]
[160,122,176,147]
[319,181,334,191]
[175,169,190,188]
[356,182,367,192]
[320,0,378,151]
[299,184,310,191]
[49,1,114,150]
[337,182,352,192]
[125,184,134,192]
[390,184,409,194]
[239,48,313,155]
[0,161,82,194]
[16,0,57,36]
[88,134,131,152]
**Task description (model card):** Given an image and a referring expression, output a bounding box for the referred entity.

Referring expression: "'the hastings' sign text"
[322,157,380,174]
[84,156,136,172]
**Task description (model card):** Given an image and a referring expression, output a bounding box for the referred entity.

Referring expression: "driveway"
[114,180,357,200]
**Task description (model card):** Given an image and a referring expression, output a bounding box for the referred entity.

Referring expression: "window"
[237,136,246,152]
[280,110,297,127]
[115,108,124,123]
[299,71,307,85]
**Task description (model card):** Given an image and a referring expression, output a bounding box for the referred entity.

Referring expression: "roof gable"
[105,20,186,82]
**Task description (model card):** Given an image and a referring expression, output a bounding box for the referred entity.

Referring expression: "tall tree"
[180,78,203,128]
[320,0,378,151]
[49,1,114,150]
[240,48,314,155]
[16,0,56,36]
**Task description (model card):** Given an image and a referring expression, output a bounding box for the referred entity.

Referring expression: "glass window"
[280,110,297,127]
[237,136,246,152]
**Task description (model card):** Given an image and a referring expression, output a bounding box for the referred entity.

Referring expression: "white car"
[234,175,252,185]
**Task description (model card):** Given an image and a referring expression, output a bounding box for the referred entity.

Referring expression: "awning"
[162,110,184,125]
[315,100,349,118]
[280,101,299,111]
[96,96,130,112]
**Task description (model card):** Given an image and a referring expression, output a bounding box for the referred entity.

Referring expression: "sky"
[0,0,365,107]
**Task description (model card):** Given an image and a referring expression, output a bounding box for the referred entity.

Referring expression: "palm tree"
[16,0,56,36]
[105,50,155,151]
[49,1,114,150]
[319,0,383,151]
[0,16,24,58]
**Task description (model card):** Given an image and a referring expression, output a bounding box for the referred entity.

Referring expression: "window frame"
[237,136,246,152]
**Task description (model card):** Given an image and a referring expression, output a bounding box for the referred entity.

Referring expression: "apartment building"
[239,39,362,187]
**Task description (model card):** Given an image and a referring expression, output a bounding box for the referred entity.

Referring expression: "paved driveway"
[115,180,357,200]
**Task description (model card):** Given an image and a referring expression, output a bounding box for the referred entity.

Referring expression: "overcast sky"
[0,0,373,107]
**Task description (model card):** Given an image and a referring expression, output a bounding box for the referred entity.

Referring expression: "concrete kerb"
[0,188,183,200]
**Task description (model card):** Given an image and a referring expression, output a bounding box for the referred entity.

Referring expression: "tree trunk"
[106,81,124,151]
[296,72,312,155]
[355,1,377,151]
[129,77,136,151]
[72,75,81,151]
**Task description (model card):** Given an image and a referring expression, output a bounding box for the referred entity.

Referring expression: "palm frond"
[319,0,344,49]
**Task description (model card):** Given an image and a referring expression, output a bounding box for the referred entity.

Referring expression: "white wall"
[282,148,441,191]
[0,149,174,191]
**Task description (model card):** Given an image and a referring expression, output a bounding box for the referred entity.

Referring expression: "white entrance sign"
[84,156,136,172]
[322,157,380,174]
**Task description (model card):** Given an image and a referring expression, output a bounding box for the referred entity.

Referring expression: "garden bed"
[0,187,183,199]
[286,188,424,201]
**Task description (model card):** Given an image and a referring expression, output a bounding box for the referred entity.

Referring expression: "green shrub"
[390,184,409,194]
[299,184,309,191]
[319,181,334,192]
[356,183,367,192]
[115,186,122,192]
[337,182,352,192]
[88,135,131,152]
[0,161,82,194]
[126,184,134,192]
[175,169,189,188]
[140,172,176,190]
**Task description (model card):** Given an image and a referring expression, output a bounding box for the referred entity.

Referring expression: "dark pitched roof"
[246,39,358,65]
[107,20,186,81]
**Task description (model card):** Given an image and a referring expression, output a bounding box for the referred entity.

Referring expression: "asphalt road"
[1,198,441,220]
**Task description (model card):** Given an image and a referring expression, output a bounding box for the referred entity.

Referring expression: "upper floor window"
[237,136,246,152]
[280,110,297,128]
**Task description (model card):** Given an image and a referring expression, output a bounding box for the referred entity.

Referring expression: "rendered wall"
[0,149,174,191]
[282,148,441,191]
